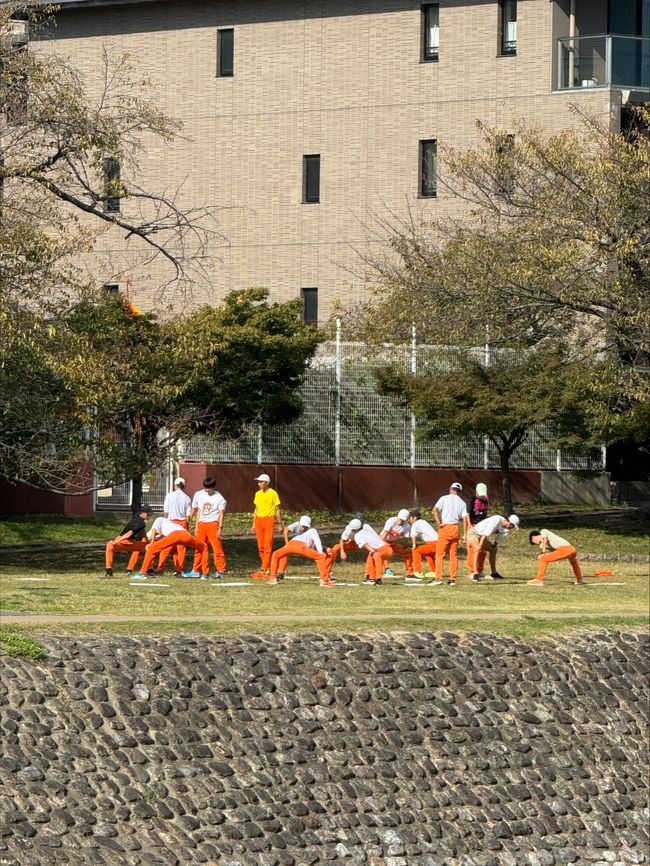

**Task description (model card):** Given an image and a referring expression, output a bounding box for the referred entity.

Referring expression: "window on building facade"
[495,133,515,197]
[303,155,320,203]
[103,283,121,293]
[419,139,437,197]
[103,157,121,213]
[218,28,234,76]
[422,4,440,62]
[499,0,517,55]
[301,288,318,325]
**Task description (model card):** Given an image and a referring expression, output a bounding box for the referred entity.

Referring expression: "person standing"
[156,477,192,575]
[466,514,519,582]
[183,477,227,579]
[353,521,393,586]
[467,483,490,525]
[133,516,205,580]
[268,515,333,587]
[408,510,440,582]
[104,505,153,577]
[433,482,470,585]
[528,529,584,586]
[251,472,283,578]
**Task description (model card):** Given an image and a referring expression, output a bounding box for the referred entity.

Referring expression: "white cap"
[174,477,185,486]
[451,482,463,491]
[299,515,311,527]
[349,518,362,531]
[476,483,488,496]
[255,473,271,483]
[508,514,520,528]
[397,508,410,521]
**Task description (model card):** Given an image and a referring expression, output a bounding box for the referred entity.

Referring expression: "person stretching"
[380,508,414,577]
[323,514,364,579]
[408,510,440,582]
[133,517,205,580]
[104,505,153,577]
[467,514,519,582]
[528,529,584,586]
[353,522,393,586]
[268,516,333,587]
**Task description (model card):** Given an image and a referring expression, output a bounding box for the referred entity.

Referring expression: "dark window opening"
[303,154,320,203]
[499,0,517,56]
[301,288,318,325]
[103,283,121,293]
[422,4,440,62]
[104,157,121,213]
[218,28,234,77]
[419,139,437,198]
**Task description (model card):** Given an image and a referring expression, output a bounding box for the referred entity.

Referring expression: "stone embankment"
[1,631,648,866]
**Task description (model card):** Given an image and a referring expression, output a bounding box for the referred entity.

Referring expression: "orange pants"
[537,546,582,582]
[192,522,226,575]
[141,531,204,574]
[365,543,393,579]
[157,519,188,572]
[270,540,328,580]
[255,515,275,571]
[388,541,414,574]
[323,539,360,576]
[436,524,460,579]
[105,539,147,571]
[413,542,438,573]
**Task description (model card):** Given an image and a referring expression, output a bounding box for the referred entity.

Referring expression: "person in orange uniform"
[528,529,584,586]
[323,514,364,579]
[183,477,227,579]
[156,477,192,576]
[133,517,205,580]
[353,521,393,586]
[268,515,333,587]
[251,472,283,578]
[104,505,153,577]
[433,482,470,585]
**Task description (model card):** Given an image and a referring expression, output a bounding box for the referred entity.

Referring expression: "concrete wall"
[540,470,611,506]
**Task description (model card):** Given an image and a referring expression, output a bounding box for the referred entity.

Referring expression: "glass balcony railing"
[557,34,650,91]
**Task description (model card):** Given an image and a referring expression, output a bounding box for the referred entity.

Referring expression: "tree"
[376,344,596,512]
[357,108,650,448]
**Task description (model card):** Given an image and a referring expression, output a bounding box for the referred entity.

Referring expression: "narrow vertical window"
[499,0,517,55]
[495,133,515,197]
[103,157,121,213]
[301,288,318,325]
[419,139,437,198]
[303,154,320,203]
[422,4,440,62]
[218,28,234,76]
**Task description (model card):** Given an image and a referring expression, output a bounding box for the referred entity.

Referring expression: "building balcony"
[557,34,650,93]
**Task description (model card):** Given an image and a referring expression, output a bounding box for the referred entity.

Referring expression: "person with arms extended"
[268,515,333,587]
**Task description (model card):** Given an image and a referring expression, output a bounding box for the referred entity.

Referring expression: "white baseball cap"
[397,508,410,521]
[349,518,362,531]
[255,473,271,483]
[508,514,520,528]
[174,477,185,486]
[451,482,463,491]
[299,515,311,527]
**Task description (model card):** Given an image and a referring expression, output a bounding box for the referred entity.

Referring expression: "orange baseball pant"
[270,540,328,580]
[141,531,204,574]
[388,542,414,574]
[192,522,226,575]
[537,546,582,582]
[105,539,147,571]
[323,539,359,576]
[366,543,393,579]
[157,519,188,572]
[255,515,275,571]
[413,542,438,573]
[436,524,460,579]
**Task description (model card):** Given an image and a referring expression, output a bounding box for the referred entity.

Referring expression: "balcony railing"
[557,34,650,91]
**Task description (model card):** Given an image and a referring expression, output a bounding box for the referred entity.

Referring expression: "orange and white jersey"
[151,517,184,538]
[192,489,226,524]
[353,524,385,551]
[410,519,438,543]
[164,489,191,521]
[292,527,324,553]
[382,516,411,540]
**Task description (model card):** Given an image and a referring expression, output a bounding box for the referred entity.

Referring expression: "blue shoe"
[181,571,201,578]
[215,572,225,579]
[131,573,147,580]
[384,568,394,576]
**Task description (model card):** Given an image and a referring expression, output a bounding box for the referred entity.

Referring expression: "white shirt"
[410,518,438,543]
[192,489,226,524]
[164,489,191,521]
[541,529,572,550]
[474,515,509,545]
[382,516,411,540]
[353,524,385,551]
[151,517,185,538]
[434,494,468,526]
[292,527,323,553]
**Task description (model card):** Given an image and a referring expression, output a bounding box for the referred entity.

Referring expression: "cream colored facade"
[45,0,640,319]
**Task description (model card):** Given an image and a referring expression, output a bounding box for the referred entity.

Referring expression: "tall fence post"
[257,424,263,465]
[483,326,490,470]
[335,317,342,467]
[410,324,417,470]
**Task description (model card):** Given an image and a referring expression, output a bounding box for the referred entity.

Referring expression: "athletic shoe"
[214,572,225,580]
[447,579,456,586]
[250,571,268,580]
[527,579,544,587]
[173,572,182,577]
[182,571,201,578]
[124,569,133,576]
[362,577,376,585]
[146,570,156,576]
[131,573,148,580]
[319,579,336,587]
[472,572,485,582]
[405,574,423,582]
[429,579,443,586]
[424,571,437,578]
[575,579,585,586]
[200,574,210,580]
[490,572,505,580]
[384,568,394,576]
[104,568,113,578]
[373,578,383,586]
[276,573,285,582]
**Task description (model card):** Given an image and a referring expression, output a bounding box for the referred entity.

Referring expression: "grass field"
[1,508,648,642]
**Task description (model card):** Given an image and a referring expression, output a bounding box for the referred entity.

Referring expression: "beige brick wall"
[44,0,616,318]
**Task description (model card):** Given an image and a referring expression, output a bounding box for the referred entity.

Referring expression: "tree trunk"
[499,448,514,515]
[131,473,143,512]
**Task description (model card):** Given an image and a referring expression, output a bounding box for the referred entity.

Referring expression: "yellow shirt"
[254,488,280,517]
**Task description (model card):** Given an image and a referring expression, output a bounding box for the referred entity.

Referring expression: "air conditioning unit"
[10,20,29,46]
